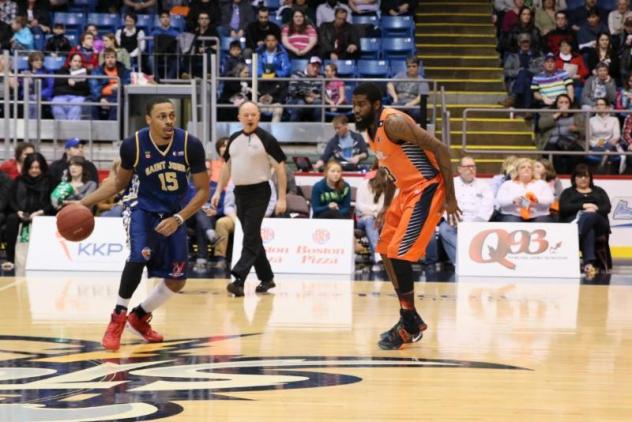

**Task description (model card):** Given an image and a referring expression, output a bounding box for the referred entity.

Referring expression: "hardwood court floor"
[0,273,631,421]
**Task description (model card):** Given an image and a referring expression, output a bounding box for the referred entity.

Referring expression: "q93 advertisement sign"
[457,222,580,278]
[26,217,128,272]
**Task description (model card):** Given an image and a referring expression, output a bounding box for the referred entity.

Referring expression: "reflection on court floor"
[0,273,630,421]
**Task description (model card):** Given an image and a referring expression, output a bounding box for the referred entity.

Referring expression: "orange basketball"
[56,203,95,242]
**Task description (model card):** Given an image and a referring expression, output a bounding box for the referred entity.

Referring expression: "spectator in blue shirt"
[89,48,131,120]
[257,33,291,78]
[10,16,33,51]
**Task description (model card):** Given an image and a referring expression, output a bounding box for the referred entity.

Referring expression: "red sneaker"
[102,311,127,351]
[127,312,163,343]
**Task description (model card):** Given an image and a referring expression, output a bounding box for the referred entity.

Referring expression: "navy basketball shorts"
[125,208,188,280]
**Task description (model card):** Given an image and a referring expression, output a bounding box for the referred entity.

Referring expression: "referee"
[211,101,287,297]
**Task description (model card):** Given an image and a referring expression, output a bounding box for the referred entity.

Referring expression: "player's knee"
[165,278,186,292]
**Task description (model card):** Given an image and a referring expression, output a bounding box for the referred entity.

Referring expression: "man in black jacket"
[49,138,99,186]
[318,8,360,60]
[245,7,281,52]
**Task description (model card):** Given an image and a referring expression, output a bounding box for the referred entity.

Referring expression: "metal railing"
[137,35,220,82]
[2,49,121,161]
[461,107,632,158]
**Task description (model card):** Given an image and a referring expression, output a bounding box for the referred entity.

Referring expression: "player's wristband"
[172,213,184,226]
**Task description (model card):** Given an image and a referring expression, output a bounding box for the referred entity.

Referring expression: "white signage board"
[26,217,128,272]
[457,222,580,278]
[231,218,355,275]
[295,176,632,259]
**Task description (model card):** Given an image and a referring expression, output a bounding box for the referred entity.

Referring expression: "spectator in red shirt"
[0,142,35,180]
[555,39,589,85]
[64,31,98,71]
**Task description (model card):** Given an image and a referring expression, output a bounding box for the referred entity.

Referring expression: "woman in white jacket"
[495,158,555,222]
[355,168,388,269]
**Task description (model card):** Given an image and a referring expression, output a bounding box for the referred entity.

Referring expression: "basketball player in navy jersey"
[80,98,209,351]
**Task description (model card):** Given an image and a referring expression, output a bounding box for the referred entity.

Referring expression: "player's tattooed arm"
[383,114,462,224]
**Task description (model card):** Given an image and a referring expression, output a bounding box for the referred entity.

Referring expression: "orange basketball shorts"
[377,182,445,262]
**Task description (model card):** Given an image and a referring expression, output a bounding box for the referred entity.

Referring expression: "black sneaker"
[379,309,427,341]
[378,320,425,350]
[255,279,276,293]
[227,279,245,297]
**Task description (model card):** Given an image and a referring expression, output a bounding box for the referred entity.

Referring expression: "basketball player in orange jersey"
[352,82,461,350]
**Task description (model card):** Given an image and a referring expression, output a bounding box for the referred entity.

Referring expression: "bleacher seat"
[359,37,380,59]
[15,56,29,72]
[598,0,616,10]
[66,33,79,47]
[325,59,356,77]
[44,56,65,71]
[69,0,96,13]
[381,37,415,59]
[135,14,154,31]
[356,59,389,78]
[269,14,283,27]
[381,16,414,37]
[88,13,120,32]
[291,59,308,73]
[566,0,583,8]
[389,59,407,77]
[53,12,86,29]
[352,15,379,26]
[33,33,46,51]
[220,37,246,52]
[46,33,78,48]
[263,0,281,11]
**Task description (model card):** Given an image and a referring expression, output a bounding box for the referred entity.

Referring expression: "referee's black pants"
[232,181,274,283]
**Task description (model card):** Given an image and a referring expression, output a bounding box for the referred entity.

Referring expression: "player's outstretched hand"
[444,199,462,226]
[275,198,286,216]
[155,217,179,237]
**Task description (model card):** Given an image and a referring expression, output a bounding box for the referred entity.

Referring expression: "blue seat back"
[352,15,379,26]
[381,16,414,37]
[53,12,86,29]
[359,37,380,59]
[44,55,65,71]
[381,37,415,59]
[325,59,356,77]
[291,59,308,74]
[356,59,389,77]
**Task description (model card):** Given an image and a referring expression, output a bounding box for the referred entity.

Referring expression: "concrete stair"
[417,0,534,172]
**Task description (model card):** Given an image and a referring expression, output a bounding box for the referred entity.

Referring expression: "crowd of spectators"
[0,0,425,127]
[495,0,632,174]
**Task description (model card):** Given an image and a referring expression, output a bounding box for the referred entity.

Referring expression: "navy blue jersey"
[120,127,206,214]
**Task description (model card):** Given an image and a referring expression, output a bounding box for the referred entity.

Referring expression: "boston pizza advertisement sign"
[232,218,354,274]
[457,222,580,278]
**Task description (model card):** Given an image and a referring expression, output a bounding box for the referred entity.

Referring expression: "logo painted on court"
[0,335,528,421]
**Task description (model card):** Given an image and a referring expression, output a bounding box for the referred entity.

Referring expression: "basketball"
[56,203,95,242]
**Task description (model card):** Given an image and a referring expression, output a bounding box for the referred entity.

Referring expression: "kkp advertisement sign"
[26,217,128,272]
[457,222,580,278]
[231,218,354,274]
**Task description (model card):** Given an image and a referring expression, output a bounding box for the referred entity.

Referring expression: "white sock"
[140,280,176,313]
[116,296,131,309]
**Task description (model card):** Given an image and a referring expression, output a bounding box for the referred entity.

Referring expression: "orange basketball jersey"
[369,108,441,192]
